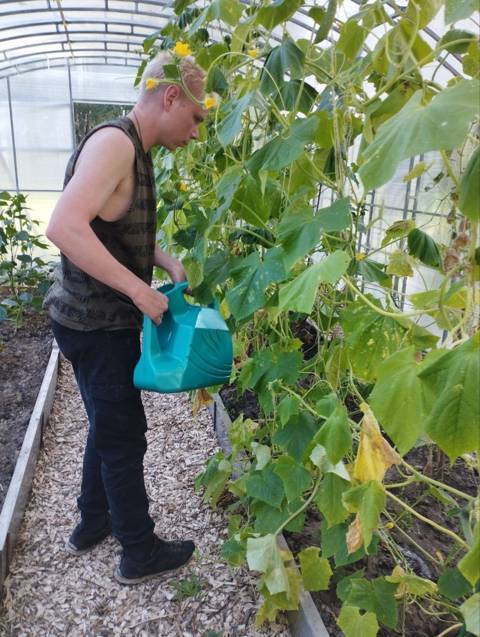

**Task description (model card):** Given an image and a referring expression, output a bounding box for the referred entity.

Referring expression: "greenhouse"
[0,0,479,635]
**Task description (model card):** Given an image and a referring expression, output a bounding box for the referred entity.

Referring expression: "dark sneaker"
[115,536,195,585]
[65,516,112,556]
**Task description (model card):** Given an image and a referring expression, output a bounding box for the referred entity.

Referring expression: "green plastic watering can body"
[133,282,233,393]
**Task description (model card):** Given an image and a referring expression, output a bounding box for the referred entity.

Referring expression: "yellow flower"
[385,522,395,529]
[145,77,160,90]
[355,251,367,261]
[204,94,219,110]
[179,182,188,192]
[247,48,258,58]
[174,41,192,57]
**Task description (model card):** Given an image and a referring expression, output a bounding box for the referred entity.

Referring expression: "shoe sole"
[65,539,93,556]
[114,554,194,586]
[64,530,112,556]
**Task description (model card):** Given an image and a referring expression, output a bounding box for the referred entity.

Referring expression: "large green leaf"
[256,0,304,30]
[407,228,442,268]
[273,455,312,502]
[231,174,271,226]
[336,19,366,63]
[278,251,350,314]
[368,347,433,455]
[275,80,318,114]
[226,249,286,320]
[246,465,285,509]
[315,473,350,527]
[253,498,306,534]
[247,116,319,176]
[314,404,352,464]
[213,165,243,221]
[343,481,386,551]
[344,576,398,629]
[298,547,332,591]
[341,299,408,382]
[419,334,480,460]
[403,0,443,29]
[209,0,243,25]
[337,605,379,637]
[272,412,319,463]
[438,567,472,600]
[278,198,351,269]
[459,524,480,587]
[445,0,478,23]
[358,80,480,191]
[260,39,305,96]
[217,92,255,147]
[461,594,480,637]
[459,146,480,221]
[239,346,302,391]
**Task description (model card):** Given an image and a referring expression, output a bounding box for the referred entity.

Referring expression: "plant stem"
[401,460,474,502]
[386,491,469,550]
[274,474,322,536]
[435,624,463,637]
[342,276,430,318]
[440,150,460,189]
[383,510,443,567]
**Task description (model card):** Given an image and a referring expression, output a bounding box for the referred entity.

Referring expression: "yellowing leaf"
[352,403,401,482]
[386,565,437,598]
[346,514,363,554]
[192,388,214,416]
[220,297,231,319]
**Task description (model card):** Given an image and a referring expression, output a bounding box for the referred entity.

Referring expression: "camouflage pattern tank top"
[44,116,156,331]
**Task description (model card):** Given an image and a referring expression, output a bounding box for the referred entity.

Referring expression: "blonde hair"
[140,51,205,99]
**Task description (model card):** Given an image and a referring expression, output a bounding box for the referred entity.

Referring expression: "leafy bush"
[0,191,53,326]
[139,2,479,635]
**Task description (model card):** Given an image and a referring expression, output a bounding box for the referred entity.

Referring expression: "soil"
[0,309,52,511]
[218,360,478,637]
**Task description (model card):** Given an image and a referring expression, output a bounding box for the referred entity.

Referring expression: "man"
[44,51,207,584]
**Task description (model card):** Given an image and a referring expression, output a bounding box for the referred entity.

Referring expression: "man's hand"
[166,258,187,284]
[154,247,189,286]
[131,283,169,325]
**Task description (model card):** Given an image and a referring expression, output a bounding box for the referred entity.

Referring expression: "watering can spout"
[134,282,233,393]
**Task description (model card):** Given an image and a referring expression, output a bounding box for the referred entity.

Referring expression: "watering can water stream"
[133,281,233,393]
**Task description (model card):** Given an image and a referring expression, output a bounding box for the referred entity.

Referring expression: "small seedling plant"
[0,191,52,326]
[138,1,479,635]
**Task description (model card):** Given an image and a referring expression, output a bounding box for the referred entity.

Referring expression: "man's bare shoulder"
[76,126,135,173]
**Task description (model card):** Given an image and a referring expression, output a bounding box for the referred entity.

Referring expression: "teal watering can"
[133,282,233,393]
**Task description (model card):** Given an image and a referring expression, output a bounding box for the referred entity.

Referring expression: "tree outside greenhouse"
[0,1,479,636]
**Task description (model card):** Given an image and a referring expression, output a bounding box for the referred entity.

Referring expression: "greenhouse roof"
[0,0,468,79]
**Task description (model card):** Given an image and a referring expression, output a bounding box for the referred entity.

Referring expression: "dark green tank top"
[44,116,156,331]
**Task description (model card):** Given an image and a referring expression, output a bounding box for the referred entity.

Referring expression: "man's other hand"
[132,284,169,324]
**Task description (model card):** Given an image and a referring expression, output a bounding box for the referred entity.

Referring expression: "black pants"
[51,320,155,558]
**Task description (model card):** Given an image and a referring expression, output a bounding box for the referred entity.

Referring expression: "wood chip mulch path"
[1,359,290,637]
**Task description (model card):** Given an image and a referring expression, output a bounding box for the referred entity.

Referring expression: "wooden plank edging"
[207,393,330,637]
[0,339,60,600]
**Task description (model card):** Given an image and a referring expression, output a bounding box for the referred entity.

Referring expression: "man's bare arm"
[46,128,168,323]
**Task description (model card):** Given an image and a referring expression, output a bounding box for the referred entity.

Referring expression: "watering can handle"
[162,281,190,315]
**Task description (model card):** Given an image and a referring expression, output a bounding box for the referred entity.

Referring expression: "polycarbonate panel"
[58,0,106,9]
[10,67,73,190]
[66,22,106,33]
[70,64,137,104]
[0,78,16,190]
[109,0,136,10]
[0,0,49,13]
[0,34,67,53]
